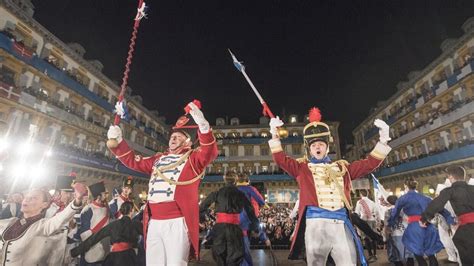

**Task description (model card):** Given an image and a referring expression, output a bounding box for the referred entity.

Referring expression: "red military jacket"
[268,138,391,259]
[109,130,218,259]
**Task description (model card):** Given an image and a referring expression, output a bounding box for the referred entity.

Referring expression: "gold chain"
[152,150,205,186]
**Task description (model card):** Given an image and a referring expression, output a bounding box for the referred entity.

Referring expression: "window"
[244,146,253,156]
[292,145,301,155]
[229,146,238,156]
[261,132,268,138]
[260,146,269,156]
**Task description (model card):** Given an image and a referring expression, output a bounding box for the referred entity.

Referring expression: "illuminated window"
[290,116,297,123]
[261,132,268,137]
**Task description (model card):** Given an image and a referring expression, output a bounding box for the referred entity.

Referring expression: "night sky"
[32,0,474,147]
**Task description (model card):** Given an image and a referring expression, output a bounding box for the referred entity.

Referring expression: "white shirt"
[355,196,376,221]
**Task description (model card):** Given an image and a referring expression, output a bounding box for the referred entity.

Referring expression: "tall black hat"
[123,176,134,188]
[303,107,333,158]
[55,173,76,192]
[88,181,106,199]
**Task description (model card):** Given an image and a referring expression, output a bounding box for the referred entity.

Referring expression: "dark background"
[32,0,474,147]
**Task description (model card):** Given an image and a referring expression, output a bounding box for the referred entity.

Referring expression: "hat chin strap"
[168,141,191,154]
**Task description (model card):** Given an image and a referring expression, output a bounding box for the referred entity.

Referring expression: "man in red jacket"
[107,102,218,265]
[268,108,391,266]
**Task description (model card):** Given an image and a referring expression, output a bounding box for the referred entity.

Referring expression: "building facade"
[199,115,341,203]
[0,0,169,195]
[350,17,474,196]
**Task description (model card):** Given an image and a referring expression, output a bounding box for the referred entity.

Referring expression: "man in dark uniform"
[421,165,474,265]
[71,201,143,266]
[199,172,260,266]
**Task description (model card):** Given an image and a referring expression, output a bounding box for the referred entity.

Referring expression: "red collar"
[119,195,130,202]
[92,201,106,208]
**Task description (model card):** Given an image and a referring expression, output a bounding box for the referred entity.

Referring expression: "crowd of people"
[201,204,296,248]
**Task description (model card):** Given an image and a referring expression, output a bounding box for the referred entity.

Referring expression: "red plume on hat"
[308,107,322,122]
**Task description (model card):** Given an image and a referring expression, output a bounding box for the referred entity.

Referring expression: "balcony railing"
[0,33,113,112]
[19,90,107,136]
[203,174,293,183]
[376,143,474,178]
[389,100,474,148]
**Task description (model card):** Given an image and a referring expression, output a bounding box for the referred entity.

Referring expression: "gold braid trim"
[152,150,205,186]
[321,160,353,211]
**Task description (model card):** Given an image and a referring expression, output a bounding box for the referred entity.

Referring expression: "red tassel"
[127,176,133,180]
[308,107,322,122]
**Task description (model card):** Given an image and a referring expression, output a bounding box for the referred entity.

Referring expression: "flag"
[371,173,389,221]
[228,49,245,72]
[12,42,33,59]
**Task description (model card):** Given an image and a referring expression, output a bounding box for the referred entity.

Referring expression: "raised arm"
[347,119,392,179]
[187,102,218,175]
[107,125,159,175]
[43,183,86,236]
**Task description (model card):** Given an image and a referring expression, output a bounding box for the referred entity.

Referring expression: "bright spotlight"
[11,163,26,177]
[32,165,47,178]
[18,142,33,155]
[0,138,9,152]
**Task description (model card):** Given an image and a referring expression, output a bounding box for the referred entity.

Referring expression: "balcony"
[389,100,474,148]
[219,136,303,145]
[53,144,148,178]
[365,61,474,142]
[0,32,113,112]
[19,90,107,136]
[376,143,474,178]
[203,174,293,183]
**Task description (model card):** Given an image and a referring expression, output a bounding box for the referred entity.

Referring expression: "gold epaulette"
[296,157,307,163]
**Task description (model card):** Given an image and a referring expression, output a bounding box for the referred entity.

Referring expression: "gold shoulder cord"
[326,160,353,211]
[152,150,205,186]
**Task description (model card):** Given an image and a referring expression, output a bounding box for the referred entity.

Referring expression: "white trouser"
[305,218,357,266]
[439,225,459,263]
[146,217,190,266]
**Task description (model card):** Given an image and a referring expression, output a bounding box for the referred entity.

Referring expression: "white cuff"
[370,142,392,160]
[198,122,210,134]
[268,139,283,153]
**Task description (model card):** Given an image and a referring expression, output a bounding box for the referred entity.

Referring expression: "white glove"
[269,116,284,136]
[107,125,123,143]
[374,119,391,144]
[188,102,210,133]
[114,102,126,119]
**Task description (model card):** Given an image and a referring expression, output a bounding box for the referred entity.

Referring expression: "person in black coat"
[199,172,259,266]
[421,166,474,265]
[71,202,143,266]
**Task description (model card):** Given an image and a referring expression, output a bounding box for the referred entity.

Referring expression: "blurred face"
[60,191,73,204]
[309,141,328,160]
[168,132,188,151]
[21,190,49,217]
[122,186,132,197]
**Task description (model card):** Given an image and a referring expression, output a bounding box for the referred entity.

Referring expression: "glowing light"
[18,142,33,155]
[428,188,435,194]
[200,194,204,199]
[0,138,9,152]
[11,163,26,177]
[32,165,47,178]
